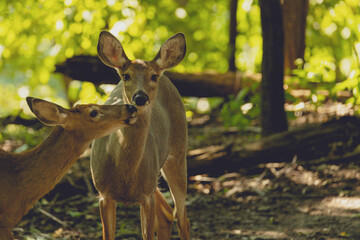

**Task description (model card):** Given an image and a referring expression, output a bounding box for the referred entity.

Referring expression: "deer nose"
[132,91,149,106]
[126,104,137,114]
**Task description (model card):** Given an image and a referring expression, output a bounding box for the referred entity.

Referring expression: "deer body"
[92,75,186,202]
[91,32,190,239]
[0,98,137,239]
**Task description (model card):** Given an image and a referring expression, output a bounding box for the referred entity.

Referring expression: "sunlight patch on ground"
[323,196,360,210]
[286,100,354,126]
[322,164,360,181]
[267,163,326,187]
[300,196,360,217]
[189,172,270,198]
[293,228,345,240]
[221,229,287,238]
[286,166,324,186]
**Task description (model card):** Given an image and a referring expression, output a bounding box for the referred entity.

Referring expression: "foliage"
[0,0,233,117]
[1,0,360,128]
[236,0,262,73]
[222,0,360,125]
[221,83,260,129]
[297,0,360,106]
[184,97,223,118]
[0,124,50,150]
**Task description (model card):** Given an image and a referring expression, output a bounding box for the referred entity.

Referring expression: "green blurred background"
[1,0,360,141]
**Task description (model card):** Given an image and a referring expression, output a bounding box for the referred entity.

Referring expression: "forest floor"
[5,100,360,240]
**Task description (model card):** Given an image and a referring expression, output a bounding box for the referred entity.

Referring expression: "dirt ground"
[7,102,360,240]
[13,158,360,240]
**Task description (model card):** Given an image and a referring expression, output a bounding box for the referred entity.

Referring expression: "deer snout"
[132,91,149,106]
[124,104,137,125]
[126,104,137,114]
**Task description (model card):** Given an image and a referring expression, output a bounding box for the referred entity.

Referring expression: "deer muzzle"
[132,90,150,106]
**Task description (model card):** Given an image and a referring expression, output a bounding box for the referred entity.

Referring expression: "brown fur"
[0,98,136,239]
[91,32,190,240]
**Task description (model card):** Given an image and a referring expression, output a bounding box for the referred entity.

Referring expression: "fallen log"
[187,116,360,174]
[302,148,360,166]
[54,55,261,97]
[55,55,353,99]
[3,114,359,174]
[0,115,42,129]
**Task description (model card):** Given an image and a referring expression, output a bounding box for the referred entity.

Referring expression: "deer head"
[97,31,186,113]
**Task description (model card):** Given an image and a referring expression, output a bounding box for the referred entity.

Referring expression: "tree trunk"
[228,0,238,72]
[282,0,309,72]
[259,0,288,137]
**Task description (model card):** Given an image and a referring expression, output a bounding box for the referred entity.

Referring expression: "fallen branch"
[34,204,68,227]
[187,116,360,174]
[301,147,360,166]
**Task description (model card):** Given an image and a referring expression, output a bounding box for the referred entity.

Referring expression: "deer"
[0,97,137,240]
[90,31,190,240]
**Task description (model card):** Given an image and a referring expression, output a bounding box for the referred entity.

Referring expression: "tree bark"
[282,0,309,72]
[259,0,288,136]
[228,0,238,72]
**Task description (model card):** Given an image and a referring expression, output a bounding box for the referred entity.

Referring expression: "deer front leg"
[99,197,117,240]
[162,155,190,240]
[155,188,174,240]
[140,195,156,240]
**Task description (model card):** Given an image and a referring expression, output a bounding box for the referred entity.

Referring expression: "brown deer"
[90,31,190,240]
[0,97,137,239]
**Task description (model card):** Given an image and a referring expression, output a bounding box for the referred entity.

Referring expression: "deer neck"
[19,127,90,201]
[110,107,152,175]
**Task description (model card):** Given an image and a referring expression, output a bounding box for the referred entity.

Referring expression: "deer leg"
[140,195,156,240]
[154,188,174,240]
[99,197,117,240]
[0,228,14,240]
[162,155,190,240]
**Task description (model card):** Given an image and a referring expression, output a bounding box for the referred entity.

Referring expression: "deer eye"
[122,74,130,81]
[151,75,159,82]
[89,109,98,118]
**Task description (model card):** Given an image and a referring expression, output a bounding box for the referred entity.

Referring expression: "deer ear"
[26,97,68,126]
[153,33,186,70]
[97,31,129,68]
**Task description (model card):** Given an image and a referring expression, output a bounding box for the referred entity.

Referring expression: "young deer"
[90,31,190,240]
[0,97,137,240]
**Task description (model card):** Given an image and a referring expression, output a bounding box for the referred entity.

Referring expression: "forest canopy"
[0,0,359,126]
